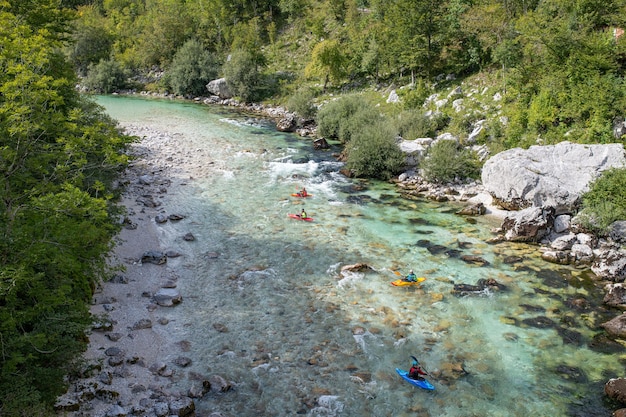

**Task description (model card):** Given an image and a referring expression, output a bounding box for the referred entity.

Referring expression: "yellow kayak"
[391,277,426,287]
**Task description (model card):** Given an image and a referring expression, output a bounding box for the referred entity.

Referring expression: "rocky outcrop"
[499,206,554,242]
[481,142,626,214]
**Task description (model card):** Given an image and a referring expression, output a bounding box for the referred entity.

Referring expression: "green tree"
[223,48,262,102]
[345,120,406,179]
[82,58,128,93]
[167,39,219,96]
[0,1,133,413]
[305,39,347,90]
[135,0,194,67]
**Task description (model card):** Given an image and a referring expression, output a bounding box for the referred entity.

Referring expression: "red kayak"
[288,214,314,222]
[291,193,313,198]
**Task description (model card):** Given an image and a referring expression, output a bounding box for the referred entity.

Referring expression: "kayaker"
[300,187,308,197]
[405,270,417,282]
[300,208,307,219]
[409,358,428,380]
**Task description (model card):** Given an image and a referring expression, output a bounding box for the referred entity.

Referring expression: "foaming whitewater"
[96,95,619,417]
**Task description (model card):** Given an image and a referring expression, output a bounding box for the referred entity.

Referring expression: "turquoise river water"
[96,95,623,417]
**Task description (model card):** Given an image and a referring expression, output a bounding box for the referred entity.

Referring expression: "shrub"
[397,79,431,110]
[68,24,113,76]
[223,49,262,103]
[82,59,127,93]
[286,87,318,119]
[167,39,218,97]
[394,109,438,140]
[317,95,382,143]
[345,121,406,180]
[577,168,626,235]
[421,139,482,183]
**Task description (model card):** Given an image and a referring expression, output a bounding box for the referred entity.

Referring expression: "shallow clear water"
[97,95,621,417]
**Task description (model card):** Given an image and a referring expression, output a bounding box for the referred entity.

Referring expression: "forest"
[70,0,626,145]
[0,0,625,415]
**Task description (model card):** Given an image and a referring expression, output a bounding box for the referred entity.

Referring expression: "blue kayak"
[396,368,435,390]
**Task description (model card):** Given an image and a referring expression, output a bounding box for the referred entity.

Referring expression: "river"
[96,95,620,417]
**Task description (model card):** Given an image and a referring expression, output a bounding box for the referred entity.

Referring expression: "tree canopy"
[0,0,133,413]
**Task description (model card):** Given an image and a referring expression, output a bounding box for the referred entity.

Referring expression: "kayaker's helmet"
[410,270,414,274]
[412,360,419,366]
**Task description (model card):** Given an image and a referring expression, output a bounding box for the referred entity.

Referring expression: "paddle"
[393,270,426,282]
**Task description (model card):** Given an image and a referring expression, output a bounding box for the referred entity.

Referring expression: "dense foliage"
[166,39,219,97]
[345,121,406,180]
[421,139,482,183]
[578,168,626,234]
[316,95,385,144]
[67,0,626,178]
[0,0,133,414]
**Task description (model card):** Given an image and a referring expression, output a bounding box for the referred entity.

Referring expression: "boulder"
[169,397,195,417]
[570,243,594,264]
[614,408,626,417]
[313,138,330,150]
[601,313,626,338]
[553,215,571,233]
[206,78,232,99]
[549,233,577,251]
[610,221,626,244]
[481,141,626,214]
[592,248,626,282]
[604,283,626,309]
[276,114,296,132]
[457,202,486,216]
[606,378,626,404]
[153,288,182,306]
[141,251,167,265]
[500,206,554,242]
[340,263,372,273]
[541,250,571,265]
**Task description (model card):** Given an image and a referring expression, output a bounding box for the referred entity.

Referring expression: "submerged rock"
[452,278,506,296]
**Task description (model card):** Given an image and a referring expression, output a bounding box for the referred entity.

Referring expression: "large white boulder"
[481,141,626,214]
[206,78,232,99]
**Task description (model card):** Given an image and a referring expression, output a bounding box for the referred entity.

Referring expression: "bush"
[577,168,626,235]
[223,49,262,103]
[316,95,382,143]
[345,121,406,180]
[167,39,218,97]
[394,109,438,140]
[421,139,482,183]
[68,24,113,76]
[286,87,318,119]
[82,59,127,93]
[398,79,431,110]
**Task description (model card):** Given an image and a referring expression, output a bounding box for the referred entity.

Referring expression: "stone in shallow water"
[521,316,555,329]
[557,326,584,346]
[153,288,182,306]
[555,364,588,383]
